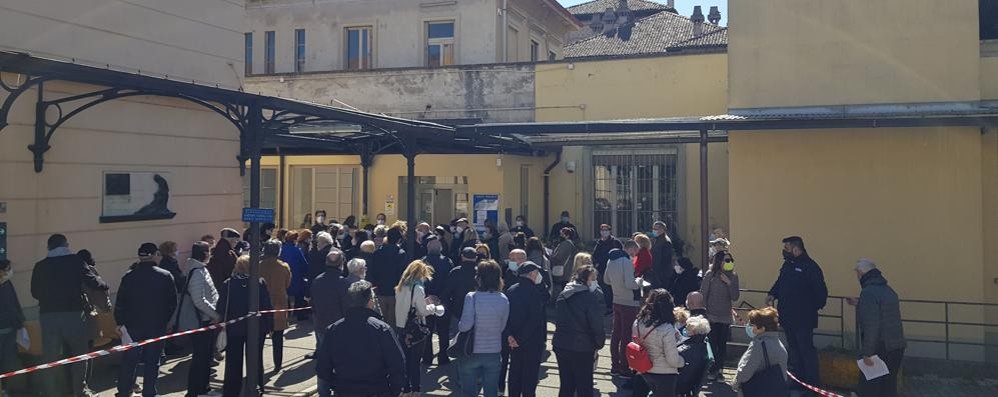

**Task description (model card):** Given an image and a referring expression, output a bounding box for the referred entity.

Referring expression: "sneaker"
[76,388,97,397]
[198,390,223,397]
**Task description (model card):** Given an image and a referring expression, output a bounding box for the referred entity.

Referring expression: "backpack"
[626,322,657,374]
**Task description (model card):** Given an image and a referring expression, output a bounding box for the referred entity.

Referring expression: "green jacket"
[857,269,907,356]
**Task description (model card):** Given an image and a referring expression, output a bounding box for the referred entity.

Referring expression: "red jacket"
[634,249,653,278]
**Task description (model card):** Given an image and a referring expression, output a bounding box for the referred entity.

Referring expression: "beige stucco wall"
[984,129,998,360]
[535,54,729,263]
[246,0,574,73]
[728,0,981,108]
[728,128,987,358]
[983,51,998,101]
[0,1,245,311]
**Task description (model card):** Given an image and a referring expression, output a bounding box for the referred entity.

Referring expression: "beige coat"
[260,257,292,331]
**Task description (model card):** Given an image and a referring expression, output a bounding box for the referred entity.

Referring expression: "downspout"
[502,0,509,63]
[543,150,561,240]
[278,149,286,228]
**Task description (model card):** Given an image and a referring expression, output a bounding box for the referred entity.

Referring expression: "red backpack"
[626,323,657,373]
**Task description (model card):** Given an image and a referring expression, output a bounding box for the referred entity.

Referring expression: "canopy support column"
[361,143,374,221]
[699,128,709,271]
[404,138,417,260]
[245,102,263,397]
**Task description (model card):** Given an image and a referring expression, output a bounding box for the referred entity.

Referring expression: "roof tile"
[564,11,727,58]
[567,0,671,15]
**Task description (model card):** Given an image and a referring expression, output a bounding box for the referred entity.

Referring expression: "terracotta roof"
[567,0,672,16]
[564,11,727,58]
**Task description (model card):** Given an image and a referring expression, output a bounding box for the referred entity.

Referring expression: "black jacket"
[114,262,177,334]
[650,236,675,289]
[504,277,548,349]
[0,280,25,330]
[670,267,702,307]
[510,225,534,239]
[158,255,186,294]
[31,253,108,314]
[368,244,407,297]
[592,237,623,274]
[552,283,606,353]
[677,334,710,394]
[308,245,333,282]
[311,270,351,333]
[422,254,453,297]
[317,308,405,396]
[441,261,477,317]
[217,274,274,338]
[548,221,576,242]
[768,253,828,329]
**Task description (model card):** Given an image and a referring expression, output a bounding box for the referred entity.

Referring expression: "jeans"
[223,333,265,397]
[783,326,819,389]
[0,331,23,395]
[610,304,640,373]
[402,332,428,392]
[708,322,731,373]
[508,345,543,397]
[116,329,164,397]
[857,348,904,397]
[642,373,678,397]
[186,328,214,396]
[271,330,285,369]
[458,352,502,397]
[422,313,451,364]
[40,311,90,396]
[554,349,595,397]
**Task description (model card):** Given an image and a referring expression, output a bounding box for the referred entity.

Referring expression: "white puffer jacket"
[633,320,686,374]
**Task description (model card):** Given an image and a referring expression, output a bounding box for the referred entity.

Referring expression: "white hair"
[316,232,334,248]
[685,315,712,336]
[509,249,527,260]
[347,258,367,276]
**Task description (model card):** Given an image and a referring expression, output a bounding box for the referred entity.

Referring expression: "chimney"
[617,0,632,23]
[708,6,721,25]
[691,6,705,37]
[667,0,675,10]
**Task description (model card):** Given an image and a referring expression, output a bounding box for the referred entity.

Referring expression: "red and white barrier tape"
[0,306,313,380]
[787,371,845,397]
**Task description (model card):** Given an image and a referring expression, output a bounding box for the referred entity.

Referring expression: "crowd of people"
[0,209,908,397]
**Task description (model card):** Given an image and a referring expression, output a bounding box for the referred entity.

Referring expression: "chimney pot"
[708,6,721,24]
[667,0,675,9]
[691,5,705,37]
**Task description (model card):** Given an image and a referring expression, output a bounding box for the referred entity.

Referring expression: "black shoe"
[438,356,451,366]
[304,353,315,360]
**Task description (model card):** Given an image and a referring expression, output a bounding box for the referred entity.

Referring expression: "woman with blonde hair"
[571,252,593,284]
[395,260,437,396]
[475,243,492,261]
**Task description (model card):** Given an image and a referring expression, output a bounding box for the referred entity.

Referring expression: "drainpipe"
[543,150,561,239]
[502,0,509,62]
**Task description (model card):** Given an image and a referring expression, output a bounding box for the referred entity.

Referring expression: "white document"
[857,355,890,380]
[15,328,29,350]
[120,326,133,345]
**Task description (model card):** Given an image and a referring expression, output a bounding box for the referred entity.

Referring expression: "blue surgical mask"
[561,216,570,223]
[649,230,658,238]
[745,326,756,339]
[507,260,518,272]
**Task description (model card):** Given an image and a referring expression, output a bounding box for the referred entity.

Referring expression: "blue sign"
[472,194,500,228]
[242,208,275,223]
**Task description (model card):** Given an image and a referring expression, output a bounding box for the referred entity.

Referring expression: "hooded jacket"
[603,249,641,307]
[552,282,606,352]
[497,222,514,261]
[857,269,906,356]
[676,334,710,394]
[31,248,108,314]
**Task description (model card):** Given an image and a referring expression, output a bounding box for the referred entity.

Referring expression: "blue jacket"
[115,262,177,335]
[768,253,828,329]
[369,244,407,297]
[592,236,623,273]
[217,274,274,338]
[280,242,309,297]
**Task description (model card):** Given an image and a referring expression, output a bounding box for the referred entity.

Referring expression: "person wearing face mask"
[765,236,827,393]
[449,218,470,260]
[603,247,641,378]
[632,289,685,397]
[375,213,387,226]
[552,265,605,397]
[548,211,576,243]
[701,250,740,381]
[208,228,241,288]
[846,259,906,397]
[496,222,514,263]
[311,210,328,236]
[420,237,453,366]
[592,224,623,313]
[0,259,26,397]
[731,307,789,396]
[503,259,549,397]
[482,224,500,262]
[649,221,675,290]
[510,215,534,239]
[669,257,700,309]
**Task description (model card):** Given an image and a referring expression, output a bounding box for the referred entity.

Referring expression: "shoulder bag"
[401,284,430,348]
[171,267,205,333]
[741,340,789,397]
[447,293,476,359]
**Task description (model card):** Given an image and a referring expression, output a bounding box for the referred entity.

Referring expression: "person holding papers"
[847,258,906,397]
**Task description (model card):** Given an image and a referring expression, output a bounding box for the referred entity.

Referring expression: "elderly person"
[847,259,906,397]
[259,240,292,371]
[345,258,367,284]
[731,307,788,396]
[309,231,335,284]
[422,237,453,366]
[676,316,711,395]
[177,242,222,397]
[311,249,351,347]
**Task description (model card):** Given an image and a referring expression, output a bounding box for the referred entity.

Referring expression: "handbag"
[401,284,430,348]
[625,322,657,374]
[216,277,233,352]
[171,268,205,333]
[741,340,789,397]
[447,293,476,359]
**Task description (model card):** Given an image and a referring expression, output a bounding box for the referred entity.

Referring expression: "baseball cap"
[220,228,241,239]
[137,242,159,257]
[516,262,541,275]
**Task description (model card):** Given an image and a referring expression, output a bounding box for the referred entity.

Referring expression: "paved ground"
[8,314,998,396]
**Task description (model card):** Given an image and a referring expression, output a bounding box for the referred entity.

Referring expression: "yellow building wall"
[984,129,998,359]
[729,128,987,357]
[535,54,729,261]
[728,0,981,108]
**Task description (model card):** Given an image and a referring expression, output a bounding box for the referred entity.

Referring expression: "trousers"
[116,329,164,397]
[610,304,640,373]
[857,348,904,397]
[642,373,678,397]
[422,313,451,364]
[458,352,502,397]
[508,345,544,397]
[40,311,90,396]
[783,326,819,389]
[554,349,595,397]
[186,327,214,397]
[708,322,731,373]
[222,333,265,397]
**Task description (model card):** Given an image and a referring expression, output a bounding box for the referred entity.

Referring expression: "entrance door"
[434,189,453,226]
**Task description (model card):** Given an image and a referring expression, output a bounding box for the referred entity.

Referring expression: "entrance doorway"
[434,189,453,226]
[398,176,468,224]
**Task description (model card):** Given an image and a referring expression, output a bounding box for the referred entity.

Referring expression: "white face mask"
[588,280,598,292]
[316,216,325,224]
[532,272,543,285]
[376,219,385,225]
[456,226,465,235]
[515,221,524,227]
[674,264,684,274]
[562,217,570,223]
[0,269,11,284]
[600,230,611,238]
[507,260,518,272]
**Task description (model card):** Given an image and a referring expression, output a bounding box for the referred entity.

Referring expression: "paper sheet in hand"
[120,326,133,345]
[857,355,889,380]
[16,328,29,350]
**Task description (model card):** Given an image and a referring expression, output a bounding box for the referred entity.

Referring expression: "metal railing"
[732,289,998,361]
